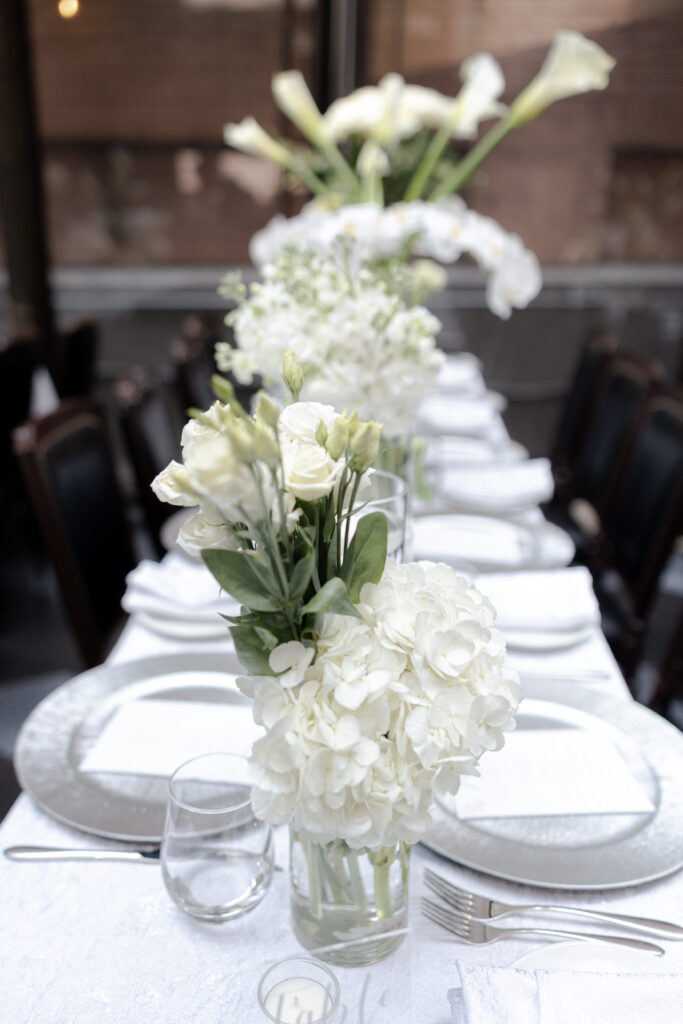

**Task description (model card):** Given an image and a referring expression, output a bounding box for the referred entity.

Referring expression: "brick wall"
[12,0,683,265]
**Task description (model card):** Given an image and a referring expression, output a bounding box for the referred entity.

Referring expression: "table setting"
[4,29,683,1024]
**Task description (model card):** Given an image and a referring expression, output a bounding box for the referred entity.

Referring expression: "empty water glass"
[359,470,408,561]
[161,752,273,922]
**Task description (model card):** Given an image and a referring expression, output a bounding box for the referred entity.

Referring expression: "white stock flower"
[509,30,615,126]
[244,558,519,849]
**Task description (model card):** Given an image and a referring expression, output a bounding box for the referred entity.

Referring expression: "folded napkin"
[438,458,554,511]
[450,961,683,1024]
[452,728,654,819]
[79,696,262,776]
[416,395,503,438]
[122,554,238,622]
[436,353,485,395]
[476,567,601,633]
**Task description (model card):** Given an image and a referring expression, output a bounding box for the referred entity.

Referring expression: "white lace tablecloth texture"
[2,371,683,1023]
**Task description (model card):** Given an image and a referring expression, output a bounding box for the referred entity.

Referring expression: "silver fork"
[420,898,664,955]
[424,868,683,940]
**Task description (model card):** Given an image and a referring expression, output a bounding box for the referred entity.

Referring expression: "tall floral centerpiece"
[220,30,615,448]
[152,357,520,965]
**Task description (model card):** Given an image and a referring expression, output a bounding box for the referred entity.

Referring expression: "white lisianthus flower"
[281,441,343,501]
[509,30,615,126]
[278,401,338,446]
[183,428,271,523]
[176,510,238,557]
[223,117,292,167]
[151,460,197,507]
[244,558,520,849]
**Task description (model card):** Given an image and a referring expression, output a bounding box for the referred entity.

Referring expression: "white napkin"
[476,567,601,632]
[122,554,238,622]
[410,516,530,569]
[436,353,485,395]
[450,961,683,1024]
[452,729,654,819]
[438,458,554,511]
[79,694,262,776]
[416,395,502,438]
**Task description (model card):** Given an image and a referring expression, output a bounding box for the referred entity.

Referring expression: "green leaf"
[254,626,279,651]
[340,511,388,603]
[230,624,275,675]
[202,549,281,612]
[300,577,360,619]
[287,550,315,603]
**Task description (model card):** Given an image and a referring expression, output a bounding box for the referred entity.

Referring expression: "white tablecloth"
[2,397,682,1023]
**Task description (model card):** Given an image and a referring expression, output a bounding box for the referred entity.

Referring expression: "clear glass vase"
[289,829,411,966]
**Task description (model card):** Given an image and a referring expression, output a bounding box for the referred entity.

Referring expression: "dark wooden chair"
[115,368,181,557]
[649,605,683,722]
[551,330,618,495]
[13,400,136,667]
[594,389,683,678]
[171,314,259,416]
[0,334,40,478]
[545,350,664,567]
[54,321,99,399]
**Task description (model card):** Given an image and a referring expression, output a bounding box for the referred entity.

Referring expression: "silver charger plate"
[14,652,247,843]
[422,696,683,889]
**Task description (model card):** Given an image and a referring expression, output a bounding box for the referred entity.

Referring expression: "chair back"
[0,335,40,475]
[573,352,662,514]
[13,400,135,666]
[604,390,683,617]
[115,369,181,555]
[55,321,99,398]
[552,330,618,477]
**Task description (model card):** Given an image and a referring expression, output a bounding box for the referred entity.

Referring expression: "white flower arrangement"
[249,199,542,320]
[216,245,446,436]
[151,357,519,855]
[224,31,614,208]
[242,559,519,850]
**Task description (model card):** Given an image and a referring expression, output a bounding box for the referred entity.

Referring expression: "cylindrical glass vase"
[289,829,410,966]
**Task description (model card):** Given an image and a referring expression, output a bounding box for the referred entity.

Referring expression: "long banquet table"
[2,375,683,1023]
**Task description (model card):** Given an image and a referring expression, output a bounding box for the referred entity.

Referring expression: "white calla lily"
[509,30,615,126]
[223,117,292,167]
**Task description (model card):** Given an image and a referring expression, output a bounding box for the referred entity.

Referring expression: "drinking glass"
[258,957,340,1024]
[359,470,408,561]
[161,752,273,922]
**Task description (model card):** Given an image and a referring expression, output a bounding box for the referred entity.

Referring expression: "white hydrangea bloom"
[241,559,520,849]
[248,201,541,320]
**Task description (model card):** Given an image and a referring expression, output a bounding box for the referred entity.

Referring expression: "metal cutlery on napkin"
[424,869,683,941]
[4,845,161,863]
[420,898,665,954]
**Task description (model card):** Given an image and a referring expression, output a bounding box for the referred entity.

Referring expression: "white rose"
[278,401,338,446]
[281,441,342,501]
[509,30,615,126]
[176,511,238,557]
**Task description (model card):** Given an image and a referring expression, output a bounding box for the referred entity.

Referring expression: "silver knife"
[4,845,161,863]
